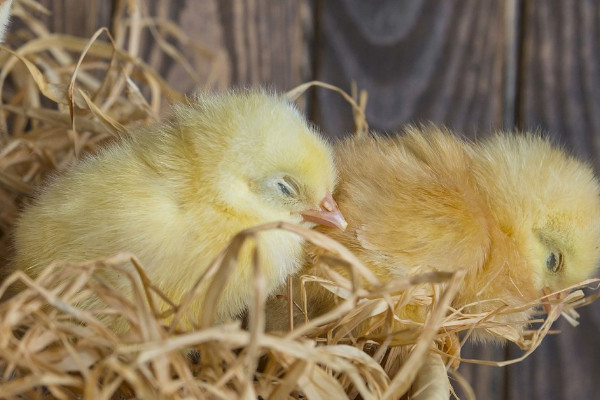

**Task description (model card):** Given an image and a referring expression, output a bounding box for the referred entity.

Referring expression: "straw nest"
[0,1,598,399]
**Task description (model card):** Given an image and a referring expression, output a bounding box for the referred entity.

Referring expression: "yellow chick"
[12,89,347,332]
[270,125,600,341]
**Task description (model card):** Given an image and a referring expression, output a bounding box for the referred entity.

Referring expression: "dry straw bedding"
[0,1,598,399]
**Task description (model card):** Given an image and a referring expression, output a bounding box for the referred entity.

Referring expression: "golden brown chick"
[269,125,600,341]
[12,89,347,332]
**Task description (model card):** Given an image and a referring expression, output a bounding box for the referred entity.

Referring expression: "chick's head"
[173,89,346,230]
[472,134,600,307]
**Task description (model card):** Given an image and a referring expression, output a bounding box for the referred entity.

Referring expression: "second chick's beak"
[299,192,348,230]
[542,287,568,321]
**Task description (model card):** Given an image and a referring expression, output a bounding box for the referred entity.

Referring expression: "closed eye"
[282,175,300,194]
[278,181,294,197]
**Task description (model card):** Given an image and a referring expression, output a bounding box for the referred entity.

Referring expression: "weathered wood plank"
[518,0,600,169]
[139,0,311,94]
[310,0,507,139]
[31,0,310,95]
[502,310,600,400]
[456,345,508,400]
[140,0,230,93]
[213,0,310,88]
[36,0,114,37]
[506,2,600,398]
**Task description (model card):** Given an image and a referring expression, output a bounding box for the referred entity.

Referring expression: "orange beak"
[299,191,347,230]
[542,287,568,321]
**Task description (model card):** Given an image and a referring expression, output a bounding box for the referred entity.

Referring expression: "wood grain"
[518,0,600,169]
[140,0,230,93]
[30,0,310,96]
[455,345,508,400]
[137,0,311,95]
[310,0,507,139]
[214,0,310,88]
[506,2,600,398]
[36,0,114,37]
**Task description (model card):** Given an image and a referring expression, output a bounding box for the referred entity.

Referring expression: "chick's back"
[291,127,492,322]
[329,128,491,276]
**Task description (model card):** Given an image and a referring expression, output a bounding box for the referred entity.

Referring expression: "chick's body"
[14,90,346,332]
[277,126,600,340]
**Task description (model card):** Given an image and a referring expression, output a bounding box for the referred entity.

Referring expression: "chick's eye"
[546,251,564,273]
[277,175,300,198]
[277,182,294,197]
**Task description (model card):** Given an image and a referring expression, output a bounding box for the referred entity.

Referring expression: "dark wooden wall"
[31,0,600,398]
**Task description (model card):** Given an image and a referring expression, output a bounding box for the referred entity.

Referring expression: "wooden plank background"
[22,0,600,398]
